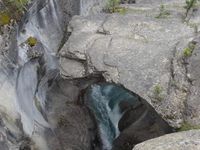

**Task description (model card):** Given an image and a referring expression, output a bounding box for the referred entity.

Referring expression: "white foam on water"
[15,0,64,137]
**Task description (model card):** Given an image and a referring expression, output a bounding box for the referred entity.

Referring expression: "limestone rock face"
[132,130,200,150]
[60,0,200,127]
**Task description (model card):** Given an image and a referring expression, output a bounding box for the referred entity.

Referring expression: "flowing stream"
[0,0,76,149]
[84,84,139,150]
[16,0,63,136]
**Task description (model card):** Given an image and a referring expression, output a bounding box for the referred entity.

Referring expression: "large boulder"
[132,130,200,150]
[60,0,200,127]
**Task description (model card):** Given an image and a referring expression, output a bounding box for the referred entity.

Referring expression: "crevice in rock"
[166,40,197,128]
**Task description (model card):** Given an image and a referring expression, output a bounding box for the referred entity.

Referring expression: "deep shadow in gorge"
[45,74,105,150]
[45,74,174,150]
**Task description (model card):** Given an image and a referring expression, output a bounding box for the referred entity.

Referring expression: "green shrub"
[154,85,162,95]
[27,36,37,47]
[0,11,11,25]
[106,0,120,13]
[183,42,196,57]
[153,84,164,102]
[183,47,193,57]
[105,0,127,14]
[8,0,29,11]
[2,0,30,21]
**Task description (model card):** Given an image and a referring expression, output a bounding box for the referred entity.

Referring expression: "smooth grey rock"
[60,0,198,127]
[132,130,200,150]
[60,57,85,78]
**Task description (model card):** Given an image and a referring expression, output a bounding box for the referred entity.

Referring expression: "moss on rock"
[183,41,197,57]
[2,0,30,21]
[0,11,11,25]
[27,36,37,47]
[178,122,200,131]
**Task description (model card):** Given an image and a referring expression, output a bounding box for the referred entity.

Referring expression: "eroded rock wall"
[59,0,200,129]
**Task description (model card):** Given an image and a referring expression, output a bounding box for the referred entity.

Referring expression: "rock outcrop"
[132,130,200,150]
[60,0,200,128]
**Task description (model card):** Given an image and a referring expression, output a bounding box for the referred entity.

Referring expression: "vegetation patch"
[155,4,170,19]
[183,47,193,57]
[153,84,164,102]
[178,122,200,131]
[183,41,196,57]
[105,0,127,14]
[2,0,30,22]
[27,36,37,47]
[0,11,11,25]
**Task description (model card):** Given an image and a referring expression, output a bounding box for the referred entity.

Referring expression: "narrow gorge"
[0,0,200,150]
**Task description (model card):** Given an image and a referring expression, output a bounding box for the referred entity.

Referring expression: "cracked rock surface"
[60,0,200,128]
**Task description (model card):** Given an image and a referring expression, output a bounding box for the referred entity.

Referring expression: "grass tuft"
[153,84,164,102]
[183,41,196,57]
[105,0,127,14]
[0,11,11,25]
[27,36,37,47]
[178,122,200,131]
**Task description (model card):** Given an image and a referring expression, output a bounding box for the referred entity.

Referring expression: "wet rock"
[19,137,34,150]
[114,102,173,150]
[45,77,103,150]
[27,42,44,59]
[113,93,173,150]
[0,131,9,150]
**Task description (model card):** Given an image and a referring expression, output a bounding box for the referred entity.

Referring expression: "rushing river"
[84,84,137,149]
[84,83,173,150]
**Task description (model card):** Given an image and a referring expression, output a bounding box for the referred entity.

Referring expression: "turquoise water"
[85,84,139,150]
